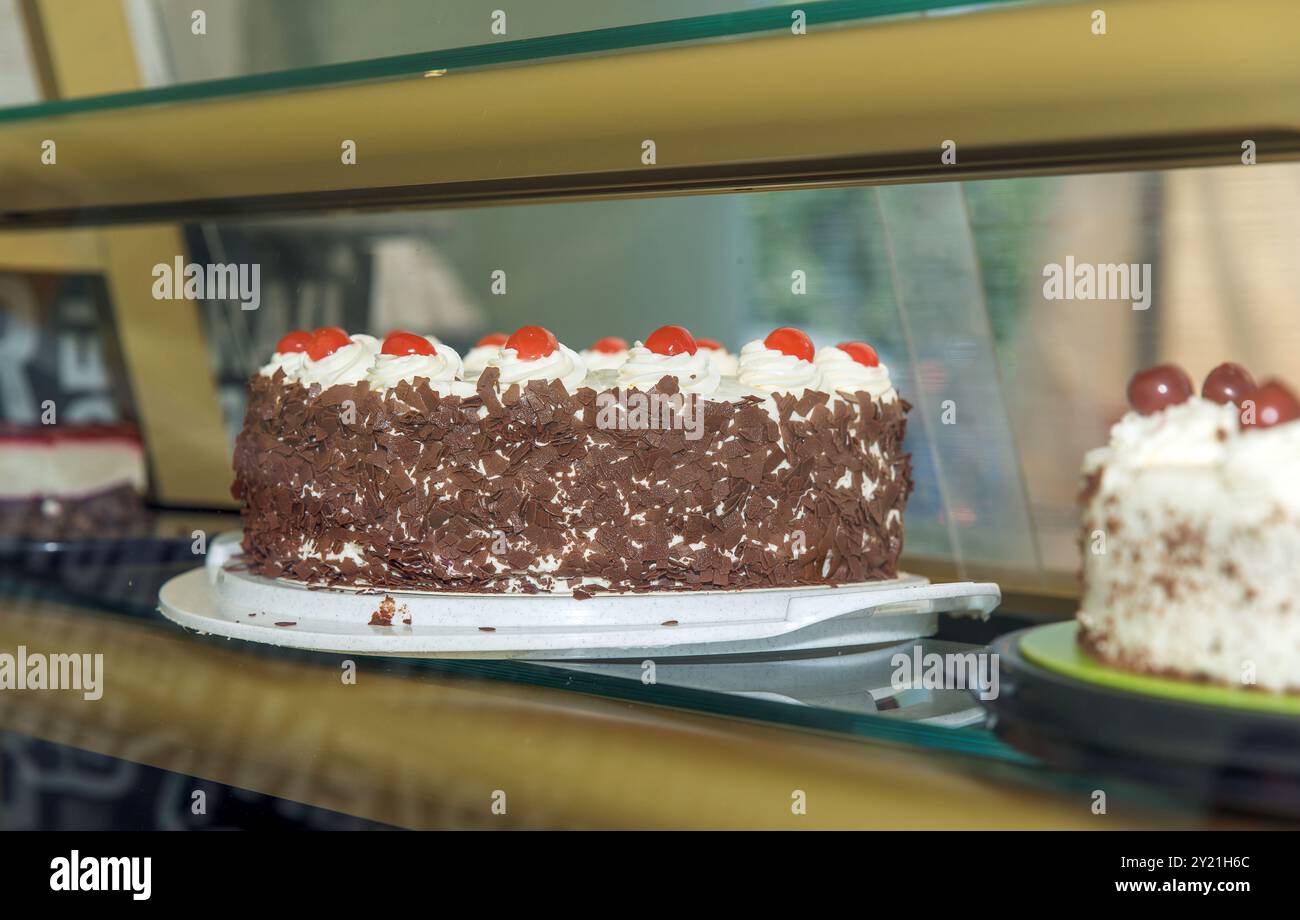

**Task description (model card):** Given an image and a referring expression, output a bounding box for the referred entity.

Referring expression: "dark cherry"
[1244,379,1300,430]
[1202,362,1256,407]
[1126,364,1193,416]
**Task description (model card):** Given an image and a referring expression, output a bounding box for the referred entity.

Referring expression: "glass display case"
[2,0,1299,833]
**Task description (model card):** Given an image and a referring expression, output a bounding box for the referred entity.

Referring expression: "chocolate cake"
[1078,362,1300,693]
[232,324,912,595]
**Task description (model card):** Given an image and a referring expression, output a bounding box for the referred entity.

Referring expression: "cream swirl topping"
[488,343,588,391]
[700,347,739,377]
[814,347,897,402]
[366,342,466,394]
[737,340,820,393]
[258,350,308,380]
[462,344,500,377]
[617,344,720,395]
[296,335,379,389]
[580,348,631,372]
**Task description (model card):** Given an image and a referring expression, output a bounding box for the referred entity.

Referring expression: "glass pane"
[0,0,40,107]
[874,182,1040,579]
[162,160,1300,590]
[6,157,1300,827]
[1,0,1024,118]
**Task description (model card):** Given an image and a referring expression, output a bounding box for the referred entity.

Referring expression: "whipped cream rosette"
[737,327,821,395]
[367,331,474,397]
[814,342,897,403]
[617,326,719,395]
[289,328,380,389]
[486,325,588,391]
[259,330,313,380]
[581,336,631,373]
[463,333,507,377]
[696,338,739,377]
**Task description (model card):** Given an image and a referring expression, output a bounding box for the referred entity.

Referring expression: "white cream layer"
[487,343,588,391]
[617,344,720,395]
[737,341,820,394]
[814,346,897,403]
[258,350,307,379]
[580,349,630,372]
[700,347,739,377]
[0,439,146,499]
[462,344,501,377]
[296,335,381,388]
[367,342,473,396]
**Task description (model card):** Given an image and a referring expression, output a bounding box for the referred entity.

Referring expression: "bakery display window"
[1,0,1298,843]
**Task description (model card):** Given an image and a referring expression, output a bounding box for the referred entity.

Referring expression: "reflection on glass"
[124,0,1021,90]
[0,0,40,106]
[173,163,1300,587]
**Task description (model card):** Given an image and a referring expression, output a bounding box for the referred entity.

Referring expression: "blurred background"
[3,0,1300,589]
[2,0,1298,832]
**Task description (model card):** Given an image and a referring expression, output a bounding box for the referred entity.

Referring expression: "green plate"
[1019,621,1300,717]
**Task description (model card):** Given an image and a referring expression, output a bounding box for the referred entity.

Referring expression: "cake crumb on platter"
[368,595,408,626]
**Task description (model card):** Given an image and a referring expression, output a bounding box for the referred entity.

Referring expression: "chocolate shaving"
[232,374,912,594]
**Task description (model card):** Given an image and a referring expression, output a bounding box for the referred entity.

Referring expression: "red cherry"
[644,325,697,357]
[307,327,352,361]
[764,327,815,362]
[312,325,347,339]
[591,336,629,354]
[476,332,508,347]
[696,338,726,352]
[1244,380,1300,430]
[837,341,880,367]
[381,331,435,357]
[276,330,312,354]
[506,325,558,360]
[1202,362,1256,407]
[382,329,437,345]
[1126,364,1193,416]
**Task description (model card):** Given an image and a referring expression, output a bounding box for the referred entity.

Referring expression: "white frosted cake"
[1078,362,1300,693]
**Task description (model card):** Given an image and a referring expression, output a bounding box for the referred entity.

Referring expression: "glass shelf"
[6,0,1295,227]
[1,0,1018,122]
[0,537,1234,827]
[0,542,1024,762]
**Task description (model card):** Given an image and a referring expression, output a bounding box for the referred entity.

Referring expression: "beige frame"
[2,0,1299,223]
[3,0,232,507]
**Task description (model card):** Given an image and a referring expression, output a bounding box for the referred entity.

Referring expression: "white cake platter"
[157,532,1001,659]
